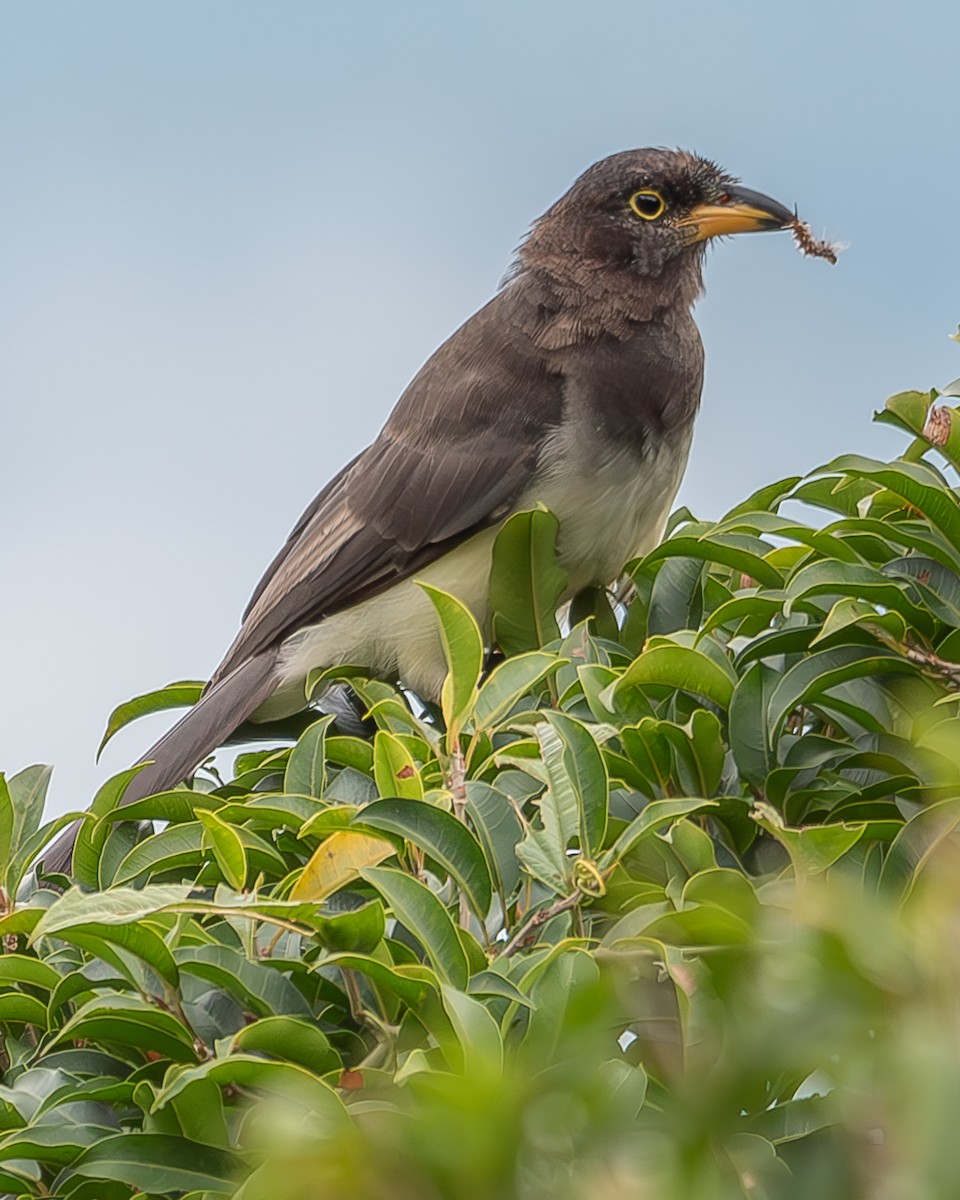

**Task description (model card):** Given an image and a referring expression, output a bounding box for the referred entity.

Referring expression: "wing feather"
[212,287,563,682]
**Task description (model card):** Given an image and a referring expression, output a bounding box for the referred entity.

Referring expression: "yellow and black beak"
[677,185,794,242]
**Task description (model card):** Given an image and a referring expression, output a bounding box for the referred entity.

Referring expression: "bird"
[43,148,794,874]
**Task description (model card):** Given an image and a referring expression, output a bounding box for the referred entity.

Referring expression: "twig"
[898,643,960,688]
[499,891,581,958]
[449,746,468,822]
[868,626,960,689]
[341,966,366,1025]
[445,745,472,927]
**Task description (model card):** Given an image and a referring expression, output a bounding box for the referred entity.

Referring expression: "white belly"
[532,431,692,590]
[268,425,692,707]
[269,528,499,709]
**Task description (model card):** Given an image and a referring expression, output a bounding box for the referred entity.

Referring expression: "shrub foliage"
[2,382,960,1198]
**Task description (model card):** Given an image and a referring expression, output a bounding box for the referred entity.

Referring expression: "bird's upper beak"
[676,185,794,242]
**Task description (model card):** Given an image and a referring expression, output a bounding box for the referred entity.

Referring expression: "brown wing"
[211,287,564,683]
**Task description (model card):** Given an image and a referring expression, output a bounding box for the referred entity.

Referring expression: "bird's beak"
[677,185,795,242]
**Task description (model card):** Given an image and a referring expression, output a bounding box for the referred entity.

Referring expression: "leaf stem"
[499,891,581,958]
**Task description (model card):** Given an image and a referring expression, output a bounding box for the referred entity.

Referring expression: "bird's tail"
[41,651,280,876]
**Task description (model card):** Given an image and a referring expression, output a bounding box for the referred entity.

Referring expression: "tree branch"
[499,891,581,958]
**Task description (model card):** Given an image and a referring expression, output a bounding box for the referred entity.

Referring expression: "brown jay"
[44,148,794,873]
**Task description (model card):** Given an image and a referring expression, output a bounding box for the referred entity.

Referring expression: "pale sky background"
[3,1,959,819]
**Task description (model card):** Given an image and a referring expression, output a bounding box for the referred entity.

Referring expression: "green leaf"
[791,474,875,518]
[722,476,804,520]
[0,1122,112,1167]
[419,583,484,734]
[662,710,726,798]
[8,810,92,897]
[767,646,917,738]
[0,993,48,1027]
[568,586,620,639]
[752,805,868,875]
[521,948,599,1058]
[875,388,932,437]
[879,798,960,900]
[45,992,198,1061]
[198,809,248,891]
[360,865,469,988]
[466,781,523,906]
[326,735,375,774]
[175,943,312,1017]
[232,1016,341,1075]
[0,775,13,869]
[747,1094,835,1144]
[700,593,784,639]
[615,639,736,709]
[645,555,704,636]
[216,793,324,831]
[728,663,779,788]
[67,1132,239,1194]
[810,598,907,647]
[71,765,156,888]
[473,651,560,732]
[439,984,503,1076]
[0,955,59,992]
[817,455,960,553]
[167,1073,229,1149]
[321,952,435,1009]
[32,884,194,938]
[6,764,52,853]
[359,798,493,920]
[311,899,385,954]
[516,826,569,893]
[600,799,719,870]
[543,711,608,857]
[644,530,784,588]
[50,920,180,988]
[110,822,206,884]
[283,714,336,798]
[373,730,424,800]
[785,558,932,632]
[885,555,960,626]
[533,721,580,854]
[97,681,205,759]
[490,507,568,656]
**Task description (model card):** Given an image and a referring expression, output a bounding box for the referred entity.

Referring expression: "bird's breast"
[528,416,694,592]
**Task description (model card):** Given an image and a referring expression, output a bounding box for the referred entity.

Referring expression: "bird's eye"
[629,189,666,221]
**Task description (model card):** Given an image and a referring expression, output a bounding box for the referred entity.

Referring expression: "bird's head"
[520,148,794,323]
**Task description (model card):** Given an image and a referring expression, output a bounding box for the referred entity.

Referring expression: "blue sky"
[3,1,958,816]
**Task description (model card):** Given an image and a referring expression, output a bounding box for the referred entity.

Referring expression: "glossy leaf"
[67,1133,239,1194]
[600,798,719,869]
[372,730,424,801]
[419,583,484,734]
[472,651,560,731]
[283,714,336,798]
[543,710,608,856]
[489,507,568,656]
[360,865,469,988]
[198,809,247,891]
[615,639,736,709]
[359,798,492,920]
[97,681,205,759]
[291,829,395,901]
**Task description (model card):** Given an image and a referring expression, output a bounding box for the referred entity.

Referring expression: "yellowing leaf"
[373,731,424,800]
[291,830,395,901]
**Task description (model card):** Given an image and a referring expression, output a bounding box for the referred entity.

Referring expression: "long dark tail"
[42,652,280,875]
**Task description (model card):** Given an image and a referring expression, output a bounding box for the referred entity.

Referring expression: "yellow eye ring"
[629,189,666,221]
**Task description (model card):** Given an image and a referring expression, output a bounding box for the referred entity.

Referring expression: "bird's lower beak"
[676,185,795,242]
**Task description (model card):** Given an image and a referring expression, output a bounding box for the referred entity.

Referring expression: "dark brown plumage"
[43,148,793,875]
